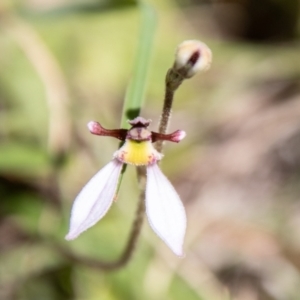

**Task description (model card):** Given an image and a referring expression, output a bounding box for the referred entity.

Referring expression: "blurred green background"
[1,0,300,299]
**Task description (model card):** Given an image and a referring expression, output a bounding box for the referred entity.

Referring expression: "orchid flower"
[65,117,187,256]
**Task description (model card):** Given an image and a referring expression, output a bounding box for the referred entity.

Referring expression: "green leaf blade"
[121,2,157,128]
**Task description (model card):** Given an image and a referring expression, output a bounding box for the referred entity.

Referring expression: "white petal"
[65,159,123,240]
[146,164,187,256]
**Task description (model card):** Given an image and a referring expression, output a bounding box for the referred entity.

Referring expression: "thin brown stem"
[159,86,175,134]
[155,82,174,152]
[155,67,187,153]
[115,189,145,266]
[58,189,145,271]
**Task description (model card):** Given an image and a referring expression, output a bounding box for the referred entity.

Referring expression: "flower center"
[114,139,163,166]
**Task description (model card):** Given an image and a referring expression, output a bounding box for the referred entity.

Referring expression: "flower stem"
[115,188,145,267]
[155,68,185,153]
[59,190,145,270]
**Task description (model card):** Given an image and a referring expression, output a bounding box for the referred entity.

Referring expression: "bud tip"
[175,40,212,77]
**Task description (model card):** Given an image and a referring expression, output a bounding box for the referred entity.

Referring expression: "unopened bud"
[174,40,212,78]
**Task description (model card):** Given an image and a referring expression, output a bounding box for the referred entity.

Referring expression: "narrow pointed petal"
[151,130,186,143]
[65,159,123,240]
[87,121,127,140]
[146,164,187,256]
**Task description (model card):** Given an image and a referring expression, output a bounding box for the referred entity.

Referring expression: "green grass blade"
[117,2,156,194]
[120,2,157,128]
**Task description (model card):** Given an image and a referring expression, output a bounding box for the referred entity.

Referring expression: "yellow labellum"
[114,140,162,165]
